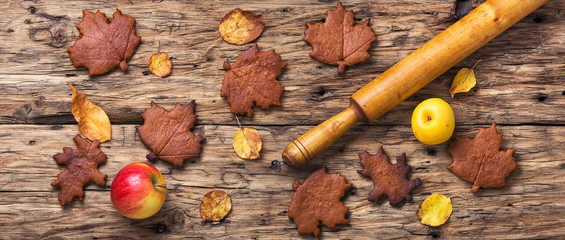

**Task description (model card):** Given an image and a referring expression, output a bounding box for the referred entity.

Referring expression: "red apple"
[110,162,166,219]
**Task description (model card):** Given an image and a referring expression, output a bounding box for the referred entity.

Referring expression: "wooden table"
[1,0,564,239]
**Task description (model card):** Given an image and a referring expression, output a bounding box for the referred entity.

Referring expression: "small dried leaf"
[450,67,476,97]
[418,194,453,227]
[67,9,141,76]
[149,52,172,78]
[51,135,108,206]
[219,9,264,45]
[200,190,232,222]
[69,83,111,142]
[447,123,517,193]
[232,128,262,160]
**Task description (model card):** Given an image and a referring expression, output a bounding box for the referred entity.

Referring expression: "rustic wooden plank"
[0,124,564,239]
[1,0,564,239]
[0,0,563,125]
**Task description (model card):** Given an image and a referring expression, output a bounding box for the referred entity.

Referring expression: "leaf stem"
[201,36,222,58]
[462,58,482,83]
[470,58,482,70]
[228,181,245,197]
[448,195,467,200]
[234,115,243,130]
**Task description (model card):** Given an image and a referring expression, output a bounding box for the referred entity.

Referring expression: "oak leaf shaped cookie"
[304,2,376,74]
[68,9,141,76]
[447,122,517,193]
[358,146,422,206]
[137,101,206,167]
[288,167,352,237]
[51,135,108,206]
[221,44,287,117]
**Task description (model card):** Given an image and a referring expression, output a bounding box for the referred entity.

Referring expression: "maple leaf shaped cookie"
[137,101,206,167]
[304,2,376,74]
[288,167,352,237]
[447,123,517,193]
[221,44,287,118]
[68,9,141,76]
[51,135,108,206]
[358,146,421,206]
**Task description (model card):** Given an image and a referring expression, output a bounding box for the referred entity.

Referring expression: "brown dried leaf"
[219,8,264,45]
[51,135,108,206]
[136,101,206,167]
[232,127,262,160]
[358,146,422,206]
[221,44,287,117]
[288,167,352,237]
[447,122,517,193]
[67,9,141,76]
[200,190,232,222]
[69,83,111,143]
[149,52,172,78]
[304,2,376,74]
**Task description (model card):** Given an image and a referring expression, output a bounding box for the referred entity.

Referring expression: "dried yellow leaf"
[149,52,172,78]
[450,67,476,97]
[69,83,111,142]
[418,194,453,227]
[200,190,232,222]
[232,127,262,160]
[219,9,264,45]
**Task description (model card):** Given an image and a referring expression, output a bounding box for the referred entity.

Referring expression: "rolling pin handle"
[282,103,364,168]
[282,139,311,168]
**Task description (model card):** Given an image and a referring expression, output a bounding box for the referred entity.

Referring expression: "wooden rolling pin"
[283,0,548,168]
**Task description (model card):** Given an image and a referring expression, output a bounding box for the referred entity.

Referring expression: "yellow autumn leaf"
[149,52,172,78]
[200,190,232,222]
[219,9,264,45]
[69,83,111,142]
[232,127,262,160]
[450,67,476,97]
[418,194,453,227]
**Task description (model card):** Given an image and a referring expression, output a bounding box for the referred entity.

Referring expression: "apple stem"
[155,184,166,189]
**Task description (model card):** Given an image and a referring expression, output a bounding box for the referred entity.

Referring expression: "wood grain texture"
[1,124,564,239]
[0,0,563,126]
[1,0,564,239]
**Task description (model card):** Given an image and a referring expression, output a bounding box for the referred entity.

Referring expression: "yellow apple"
[411,98,455,145]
